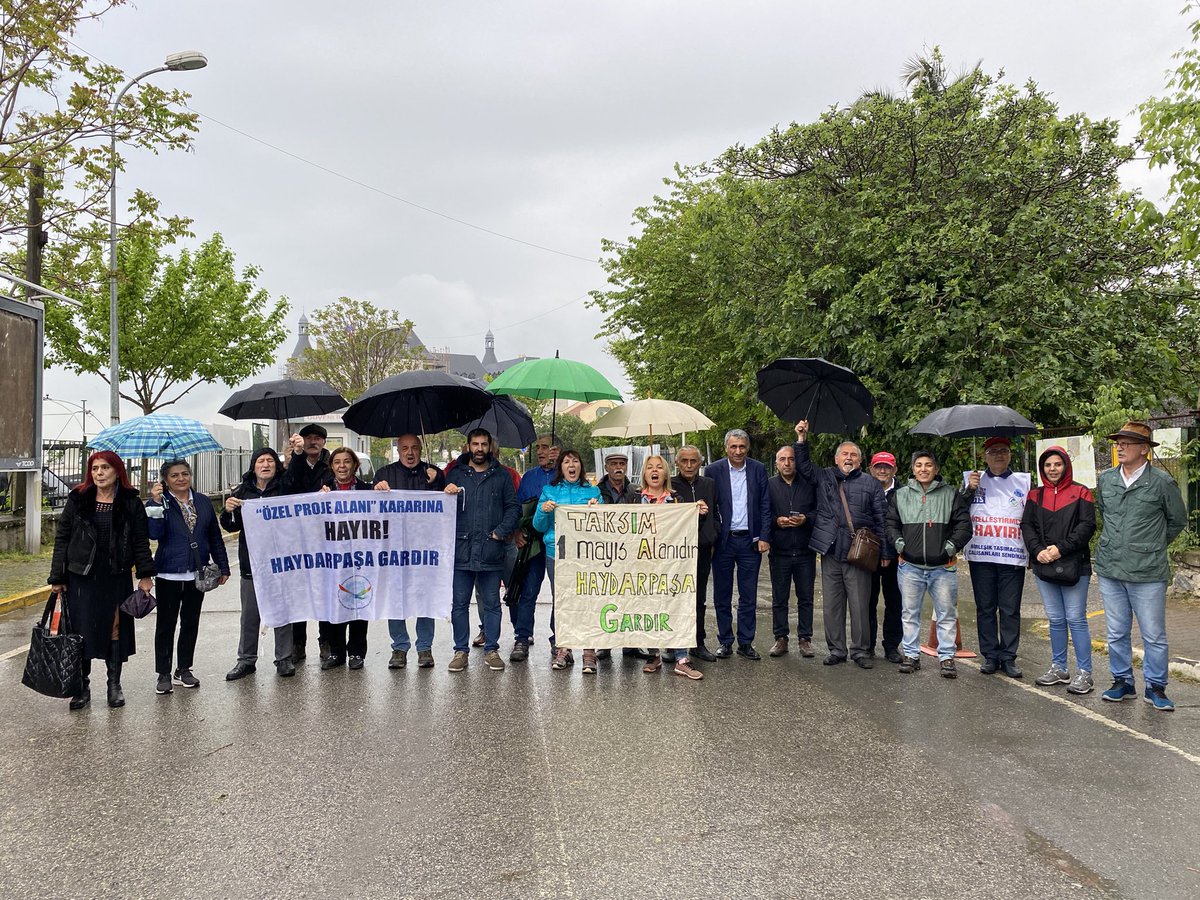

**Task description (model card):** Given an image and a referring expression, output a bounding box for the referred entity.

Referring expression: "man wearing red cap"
[961,437,1031,677]
[868,451,904,663]
[1094,421,1187,711]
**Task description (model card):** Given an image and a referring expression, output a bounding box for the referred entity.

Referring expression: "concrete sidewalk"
[1016,570,1200,681]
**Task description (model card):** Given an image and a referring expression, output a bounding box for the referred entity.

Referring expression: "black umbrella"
[219,378,348,420]
[910,404,1038,461]
[342,370,494,437]
[756,358,875,434]
[457,395,536,449]
[909,405,1037,439]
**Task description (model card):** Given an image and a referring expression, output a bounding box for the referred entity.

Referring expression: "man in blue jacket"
[510,434,562,661]
[794,420,891,668]
[444,428,520,673]
[704,429,772,660]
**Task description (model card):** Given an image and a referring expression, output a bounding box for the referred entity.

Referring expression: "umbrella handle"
[804,389,819,425]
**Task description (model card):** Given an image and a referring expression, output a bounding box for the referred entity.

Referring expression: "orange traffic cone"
[918,616,978,659]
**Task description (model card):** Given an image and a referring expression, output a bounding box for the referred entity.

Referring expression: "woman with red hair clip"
[48,451,155,710]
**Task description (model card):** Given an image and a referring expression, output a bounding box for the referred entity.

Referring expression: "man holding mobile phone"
[767,444,817,658]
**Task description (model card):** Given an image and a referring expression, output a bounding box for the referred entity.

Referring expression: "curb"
[0,533,240,619]
[1030,618,1200,683]
[0,586,47,618]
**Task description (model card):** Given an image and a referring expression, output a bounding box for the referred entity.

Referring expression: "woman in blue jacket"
[533,450,600,673]
[146,459,230,695]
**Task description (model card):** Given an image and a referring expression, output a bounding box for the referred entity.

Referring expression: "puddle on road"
[980,801,1122,897]
[1023,829,1123,898]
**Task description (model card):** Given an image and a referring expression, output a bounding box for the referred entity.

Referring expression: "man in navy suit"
[704,429,773,659]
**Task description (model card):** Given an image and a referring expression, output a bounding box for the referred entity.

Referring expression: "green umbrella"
[486,350,622,439]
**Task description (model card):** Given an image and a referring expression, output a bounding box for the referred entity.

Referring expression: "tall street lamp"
[364,325,409,386]
[109,50,208,425]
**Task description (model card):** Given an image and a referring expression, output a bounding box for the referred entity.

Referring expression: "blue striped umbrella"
[88,414,225,458]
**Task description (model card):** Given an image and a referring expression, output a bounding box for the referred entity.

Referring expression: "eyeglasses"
[1114,441,1145,449]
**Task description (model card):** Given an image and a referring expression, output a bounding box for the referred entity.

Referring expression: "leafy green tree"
[288,297,421,401]
[531,405,595,469]
[594,55,1200,470]
[44,228,289,413]
[0,0,199,243]
[1141,5,1200,251]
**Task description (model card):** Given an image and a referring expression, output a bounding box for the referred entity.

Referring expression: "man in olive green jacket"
[1094,421,1188,711]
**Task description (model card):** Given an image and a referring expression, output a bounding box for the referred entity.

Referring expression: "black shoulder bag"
[1033,489,1081,586]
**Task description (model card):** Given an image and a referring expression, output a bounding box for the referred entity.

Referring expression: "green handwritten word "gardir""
[599,604,672,634]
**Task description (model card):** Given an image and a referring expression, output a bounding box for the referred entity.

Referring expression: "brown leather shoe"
[769,637,788,657]
[797,638,815,658]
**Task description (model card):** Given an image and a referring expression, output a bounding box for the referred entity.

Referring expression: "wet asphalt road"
[1,563,1197,900]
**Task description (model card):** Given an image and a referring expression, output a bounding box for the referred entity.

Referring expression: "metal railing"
[1,441,253,512]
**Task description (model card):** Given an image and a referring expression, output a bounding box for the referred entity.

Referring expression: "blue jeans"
[477,540,521,636]
[513,551,546,644]
[712,533,762,646]
[1033,574,1092,672]
[452,569,502,654]
[1097,575,1168,688]
[388,617,435,652]
[898,562,958,660]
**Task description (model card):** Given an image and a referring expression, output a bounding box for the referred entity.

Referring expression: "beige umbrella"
[590,397,716,441]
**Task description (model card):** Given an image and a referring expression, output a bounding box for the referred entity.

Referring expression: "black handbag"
[21,592,86,699]
[1035,555,1082,586]
[1033,491,1082,586]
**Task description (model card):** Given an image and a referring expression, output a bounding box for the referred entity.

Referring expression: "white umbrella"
[591,398,716,441]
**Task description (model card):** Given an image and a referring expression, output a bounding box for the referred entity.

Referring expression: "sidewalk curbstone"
[0,533,240,618]
[1029,616,1200,683]
[0,586,47,617]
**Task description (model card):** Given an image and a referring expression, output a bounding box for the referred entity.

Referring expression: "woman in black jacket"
[317,447,373,670]
[48,451,155,710]
[146,459,230,695]
[1021,446,1097,694]
[221,448,295,680]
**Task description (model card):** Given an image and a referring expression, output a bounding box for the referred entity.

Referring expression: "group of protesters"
[47,414,1187,713]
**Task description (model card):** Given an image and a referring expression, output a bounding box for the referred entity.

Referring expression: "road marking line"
[0,645,28,662]
[1087,609,1105,618]
[961,659,1200,768]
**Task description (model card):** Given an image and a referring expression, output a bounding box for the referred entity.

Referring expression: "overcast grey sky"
[38,0,1191,442]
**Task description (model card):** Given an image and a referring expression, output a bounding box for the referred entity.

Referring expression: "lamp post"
[364,325,408,386]
[44,396,100,445]
[109,50,208,426]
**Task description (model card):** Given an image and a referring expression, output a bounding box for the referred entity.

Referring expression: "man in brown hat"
[1094,421,1187,711]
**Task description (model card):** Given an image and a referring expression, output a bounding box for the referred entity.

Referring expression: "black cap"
[298,423,328,439]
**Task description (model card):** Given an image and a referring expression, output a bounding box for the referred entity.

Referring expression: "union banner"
[962,471,1031,566]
